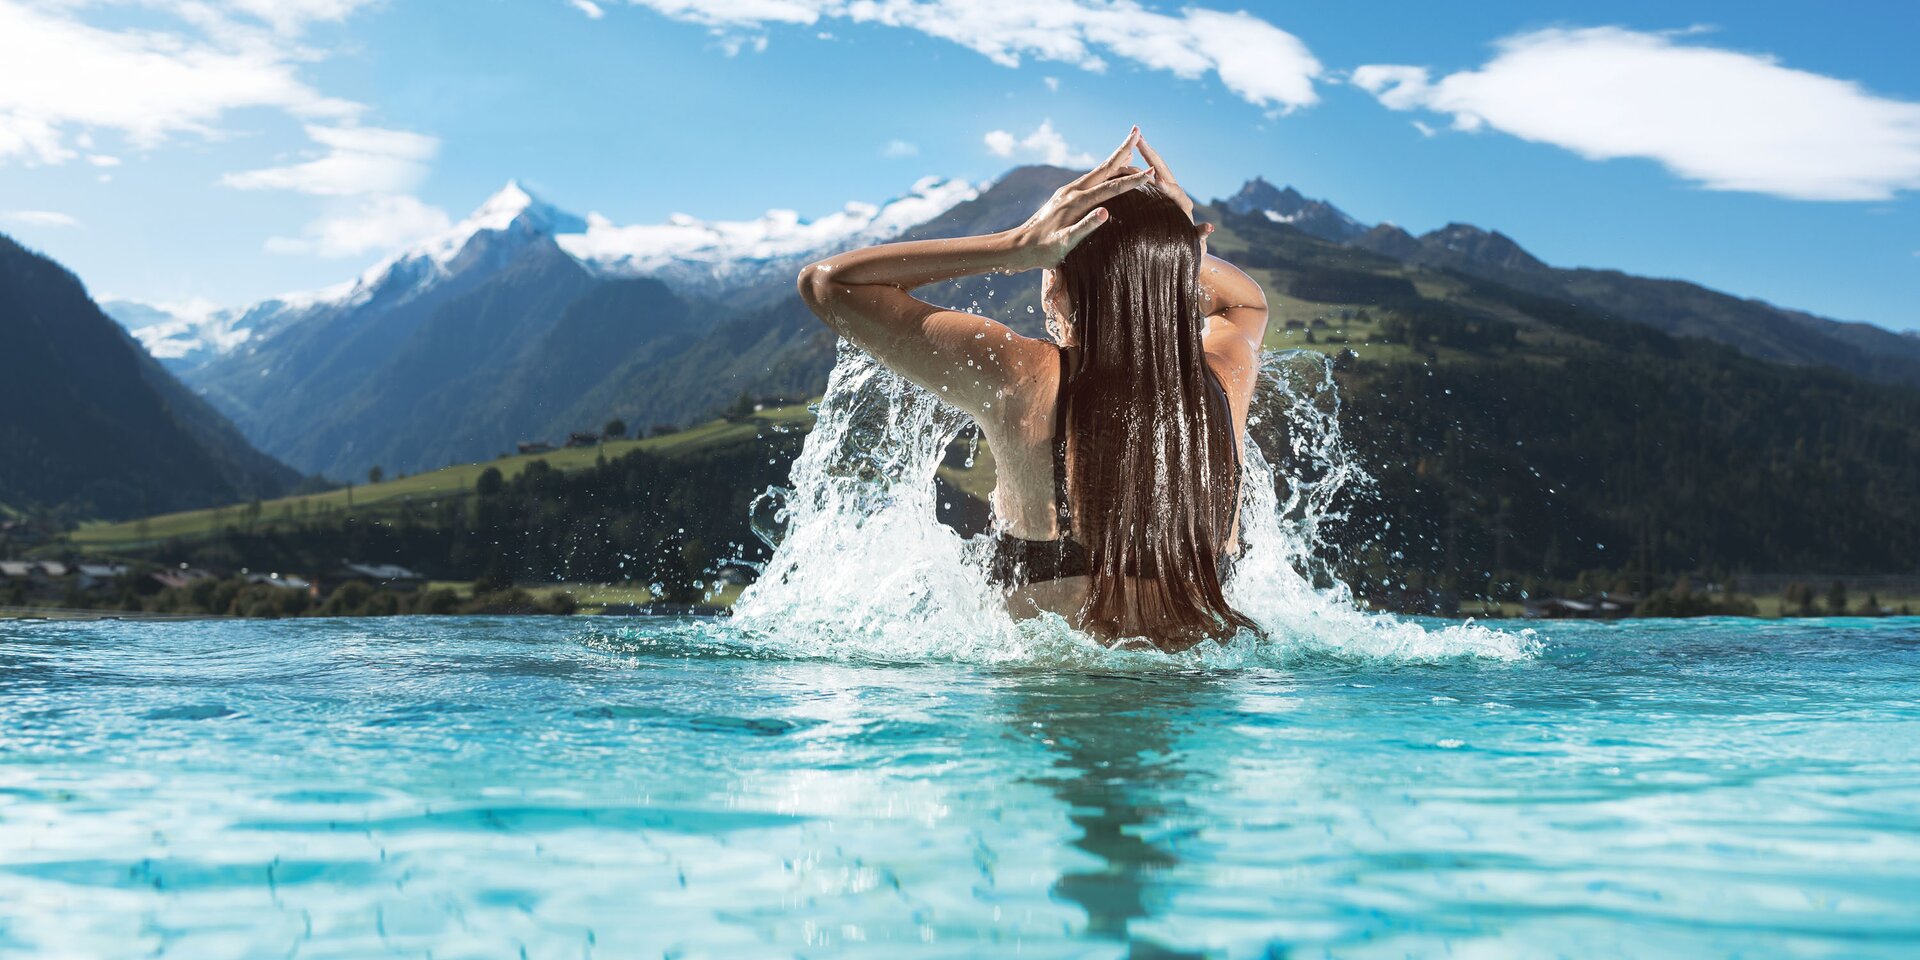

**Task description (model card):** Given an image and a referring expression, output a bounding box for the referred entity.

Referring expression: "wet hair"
[1056,180,1258,647]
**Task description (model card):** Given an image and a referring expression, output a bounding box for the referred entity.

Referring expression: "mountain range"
[102,179,976,479]
[1221,178,1920,386]
[101,167,1920,484]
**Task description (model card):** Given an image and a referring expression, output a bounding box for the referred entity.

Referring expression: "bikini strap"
[1205,364,1240,471]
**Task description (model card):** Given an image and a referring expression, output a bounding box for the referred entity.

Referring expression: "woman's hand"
[1138,134,1216,251]
[1008,127,1155,271]
[1136,136,1195,223]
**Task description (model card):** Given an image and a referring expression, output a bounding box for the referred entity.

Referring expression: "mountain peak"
[1224,177,1282,211]
[475,179,536,218]
[1223,178,1367,243]
[462,180,585,236]
[1415,223,1548,274]
[1354,222,1422,260]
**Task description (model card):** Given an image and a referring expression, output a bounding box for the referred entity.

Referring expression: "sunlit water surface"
[3,614,1918,958]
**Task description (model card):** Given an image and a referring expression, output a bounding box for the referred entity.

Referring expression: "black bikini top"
[984,346,1237,588]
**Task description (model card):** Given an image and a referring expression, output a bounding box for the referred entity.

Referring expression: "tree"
[475,466,504,497]
[1827,580,1848,615]
[603,418,628,439]
[723,392,758,420]
[368,465,384,485]
[1784,582,1814,617]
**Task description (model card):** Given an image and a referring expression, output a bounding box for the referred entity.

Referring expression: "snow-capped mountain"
[1222,177,1368,243]
[103,292,342,374]
[163,173,980,478]
[109,177,977,374]
[102,300,232,372]
[560,175,979,289]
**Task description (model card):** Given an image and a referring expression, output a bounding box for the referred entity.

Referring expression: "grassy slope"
[66,404,815,552]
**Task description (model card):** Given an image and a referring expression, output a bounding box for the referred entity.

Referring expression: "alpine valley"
[107,168,1920,484]
[8,164,1908,598]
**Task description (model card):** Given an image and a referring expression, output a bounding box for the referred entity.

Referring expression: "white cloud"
[983,119,1093,166]
[569,0,606,19]
[220,0,380,34]
[1,209,81,228]
[880,139,918,158]
[222,124,439,196]
[1043,76,1059,92]
[624,0,819,28]
[265,194,452,258]
[617,0,1322,111]
[1352,26,1920,201]
[717,33,770,56]
[86,154,120,167]
[0,1,362,166]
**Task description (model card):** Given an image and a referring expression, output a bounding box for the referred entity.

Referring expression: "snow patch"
[557,176,978,279]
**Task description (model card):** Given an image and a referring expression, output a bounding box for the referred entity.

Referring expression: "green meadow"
[65,404,816,553]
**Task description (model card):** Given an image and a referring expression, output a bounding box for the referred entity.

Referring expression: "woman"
[797,128,1268,650]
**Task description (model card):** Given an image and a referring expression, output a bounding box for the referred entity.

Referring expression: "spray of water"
[727,341,1538,665]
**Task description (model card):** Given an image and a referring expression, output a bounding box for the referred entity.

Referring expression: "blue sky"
[1,0,1916,330]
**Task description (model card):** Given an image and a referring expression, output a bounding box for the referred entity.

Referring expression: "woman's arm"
[1197,252,1269,402]
[1199,250,1270,355]
[797,129,1152,417]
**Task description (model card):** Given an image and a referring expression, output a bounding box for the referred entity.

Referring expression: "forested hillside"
[1200,207,1920,599]
[0,235,297,519]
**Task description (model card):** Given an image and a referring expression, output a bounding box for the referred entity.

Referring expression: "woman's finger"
[1080,168,1155,207]
[1075,127,1140,187]
[1059,206,1110,254]
[1137,136,1176,185]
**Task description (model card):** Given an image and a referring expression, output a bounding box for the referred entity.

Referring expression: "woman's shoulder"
[977,334,1067,439]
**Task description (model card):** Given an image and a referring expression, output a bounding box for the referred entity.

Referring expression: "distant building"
[150,568,216,591]
[75,563,129,590]
[35,560,69,579]
[517,440,554,455]
[0,560,37,581]
[336,562,425,590]
[244,571,313,593]
[565,431,600,448]
[1523,595,1632,620]
[0,517,53,547]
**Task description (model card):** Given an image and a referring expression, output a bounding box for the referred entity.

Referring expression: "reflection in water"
[1002,673,1221,958]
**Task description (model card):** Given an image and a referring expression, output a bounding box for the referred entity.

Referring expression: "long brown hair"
[1056,181,1257,646]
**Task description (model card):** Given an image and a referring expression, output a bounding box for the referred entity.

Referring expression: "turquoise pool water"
[2,614,1918,958]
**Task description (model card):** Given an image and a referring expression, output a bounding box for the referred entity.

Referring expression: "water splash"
[730,342,1536,665]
